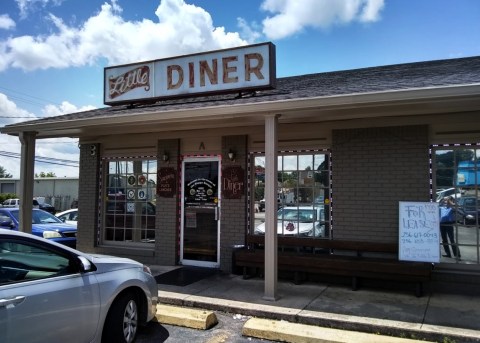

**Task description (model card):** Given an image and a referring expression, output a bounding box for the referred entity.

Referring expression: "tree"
[35,172,57,178]
[0,166,12,178]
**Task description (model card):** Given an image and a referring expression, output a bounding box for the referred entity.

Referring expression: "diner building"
[2,42,480,297]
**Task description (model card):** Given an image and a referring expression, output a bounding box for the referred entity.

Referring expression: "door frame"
[180,156,221,268]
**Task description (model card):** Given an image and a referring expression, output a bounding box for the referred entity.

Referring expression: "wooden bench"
[233,235,433,297]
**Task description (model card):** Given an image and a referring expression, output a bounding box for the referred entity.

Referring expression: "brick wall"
[220,135,248,273]
[332,125,430,242]
[156,139,180,265]
[76,143,100,252]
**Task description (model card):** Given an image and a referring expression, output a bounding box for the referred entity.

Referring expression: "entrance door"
[181,157,220,268]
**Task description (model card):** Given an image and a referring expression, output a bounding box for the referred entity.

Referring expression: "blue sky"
[0,0,479,178]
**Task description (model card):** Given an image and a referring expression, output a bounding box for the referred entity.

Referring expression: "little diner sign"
[104,42,276,105]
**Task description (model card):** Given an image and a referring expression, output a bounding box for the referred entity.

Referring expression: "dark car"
[38,202,56,214]
[456,196,480,225]
[0,208,76,248]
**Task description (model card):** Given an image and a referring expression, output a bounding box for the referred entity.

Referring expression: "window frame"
[250,150,331,238]
[100,157,158,246]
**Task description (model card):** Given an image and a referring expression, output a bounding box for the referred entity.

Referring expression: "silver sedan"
[0,228,158,343]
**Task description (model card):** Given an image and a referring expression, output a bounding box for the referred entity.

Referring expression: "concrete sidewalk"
[152,267,480,342]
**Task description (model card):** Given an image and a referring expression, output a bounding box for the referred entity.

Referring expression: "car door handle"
[0,296,26,309]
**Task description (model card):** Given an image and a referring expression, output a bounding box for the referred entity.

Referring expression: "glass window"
[0,240,72,285]
[433,145,480,264]
[103,159,157,244]
[252,151,330,238]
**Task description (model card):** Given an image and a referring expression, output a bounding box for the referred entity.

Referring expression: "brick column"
[156,139,180,265]
[77,143,100,252]
[220,135,248,273]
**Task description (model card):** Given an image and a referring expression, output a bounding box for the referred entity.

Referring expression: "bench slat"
[235,236,432,296]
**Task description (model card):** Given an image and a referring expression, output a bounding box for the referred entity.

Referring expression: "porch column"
[264,114,279,301]
[18,131,36,233]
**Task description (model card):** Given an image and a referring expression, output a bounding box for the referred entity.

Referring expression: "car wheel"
[102,292,139,343]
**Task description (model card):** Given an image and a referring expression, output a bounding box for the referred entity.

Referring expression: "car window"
[0,240,73,285]
[59,212,78,221]
[0,213,11,223]
[10,210,62,224]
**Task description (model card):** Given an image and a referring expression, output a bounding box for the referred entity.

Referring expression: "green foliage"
[0,193,17,203]
[0,166,13,178]
[35,172,57,178]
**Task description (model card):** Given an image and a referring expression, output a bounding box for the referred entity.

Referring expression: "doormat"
[155,266,217,286]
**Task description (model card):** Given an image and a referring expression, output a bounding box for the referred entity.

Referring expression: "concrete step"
[156,304,218,330]
[242,318,434,343]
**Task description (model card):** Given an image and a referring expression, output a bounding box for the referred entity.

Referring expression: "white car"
[56,208,78,227]
[0,229,158,343]
[255,206,326,237]
[2,199,40,209]
[435,188,463,202]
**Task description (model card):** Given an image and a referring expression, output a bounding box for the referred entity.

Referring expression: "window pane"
[298,155,313,171]
[104,158,156,244]
[252,151,330,239]
[283,155,297,171]
[434,145,480,264]
[314,154,328,171]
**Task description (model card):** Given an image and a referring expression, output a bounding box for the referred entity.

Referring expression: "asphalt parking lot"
[136,311,264,343]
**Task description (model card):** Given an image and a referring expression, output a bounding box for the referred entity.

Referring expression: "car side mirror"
[77,256,95,273]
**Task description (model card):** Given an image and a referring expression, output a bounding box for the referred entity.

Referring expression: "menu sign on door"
[185,178,217,205]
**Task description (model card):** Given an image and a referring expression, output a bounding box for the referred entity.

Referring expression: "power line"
[0,151,79,168]
[0,85,62,108]
[0,141,79,145]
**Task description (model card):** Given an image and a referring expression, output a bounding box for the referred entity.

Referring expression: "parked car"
[0,228,158,343]
[255,206,326,237]
[0,208,76,248]
[38,202,56,214]
[2,198,40,209]
[455,196,480,225]
[56,208,78,227]
[436,188,463,202]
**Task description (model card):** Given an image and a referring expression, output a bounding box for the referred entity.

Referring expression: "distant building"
[0,177,78,211]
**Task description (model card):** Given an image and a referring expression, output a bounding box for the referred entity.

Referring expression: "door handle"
[0,295,26,309]
[215,207,219,221]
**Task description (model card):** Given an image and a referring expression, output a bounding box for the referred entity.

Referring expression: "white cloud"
[261,0,385,40]
[237,17,262,44]
[1,0,248,72]
[0,93,37,126]
[42,101,96,117]
[0,14,16,30]
[15,0,64,19]
[0,93,93,178]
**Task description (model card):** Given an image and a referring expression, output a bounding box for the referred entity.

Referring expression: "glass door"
[181,157,220,267]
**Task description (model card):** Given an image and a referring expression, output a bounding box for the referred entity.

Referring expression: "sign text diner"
[104,42,276,105]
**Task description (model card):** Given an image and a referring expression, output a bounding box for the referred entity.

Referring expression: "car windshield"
[462,198,479,210]
[277,208,316,222]
[11,210,62,224]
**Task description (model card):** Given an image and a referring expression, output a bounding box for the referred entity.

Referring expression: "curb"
[243,318,433,343]
[159,291,480,342]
